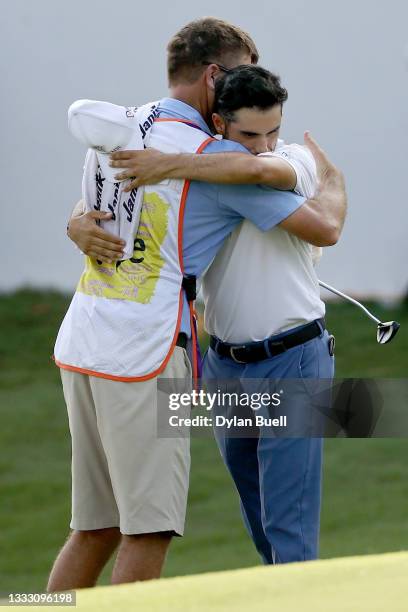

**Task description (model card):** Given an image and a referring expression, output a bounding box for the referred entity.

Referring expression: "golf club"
[318,280,400,344]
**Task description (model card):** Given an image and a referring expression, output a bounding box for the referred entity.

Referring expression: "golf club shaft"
[318,280,381,325]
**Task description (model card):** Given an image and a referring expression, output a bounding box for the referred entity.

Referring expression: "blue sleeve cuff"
[258,192,306,231]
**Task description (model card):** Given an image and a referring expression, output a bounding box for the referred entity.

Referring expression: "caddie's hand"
[67,210,125,263]
[109,148,169,191]
[304,131,345,192]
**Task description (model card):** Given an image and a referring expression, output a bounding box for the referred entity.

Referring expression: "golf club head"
[376,321,400,344]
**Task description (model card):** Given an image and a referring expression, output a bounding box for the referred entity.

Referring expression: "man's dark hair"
[213,65,288,121]
[167,17,259,85]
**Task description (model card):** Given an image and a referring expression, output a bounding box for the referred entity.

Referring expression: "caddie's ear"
[212,113,226,136]
[204,63,220,91]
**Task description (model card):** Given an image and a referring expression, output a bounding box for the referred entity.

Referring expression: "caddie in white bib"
[54,100,213,380]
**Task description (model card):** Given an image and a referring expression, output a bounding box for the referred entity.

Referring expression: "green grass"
[9,552,408,612]
[0,290,407,593]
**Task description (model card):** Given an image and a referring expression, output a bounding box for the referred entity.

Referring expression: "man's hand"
[68,207,125,263]
[279,132,347,247]
[304,131,345,196]
[110,149,175,191]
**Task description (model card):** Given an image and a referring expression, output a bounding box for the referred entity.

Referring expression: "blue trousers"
[202,322,334,564]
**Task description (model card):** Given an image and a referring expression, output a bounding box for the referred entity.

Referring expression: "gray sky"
[2,0,408,299]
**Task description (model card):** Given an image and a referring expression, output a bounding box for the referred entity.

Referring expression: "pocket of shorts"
[171,346,192,381]
[162,347,192,397]
[182,348,193,378]
[162,347,191,381]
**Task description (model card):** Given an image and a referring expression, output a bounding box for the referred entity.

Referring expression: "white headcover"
[67,99,160,258]
[68,99,156,182]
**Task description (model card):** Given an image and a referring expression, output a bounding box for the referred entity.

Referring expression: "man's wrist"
[66,215,84,253]
[167,153,189,179]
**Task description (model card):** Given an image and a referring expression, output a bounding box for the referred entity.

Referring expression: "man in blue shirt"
[57,17,346,590]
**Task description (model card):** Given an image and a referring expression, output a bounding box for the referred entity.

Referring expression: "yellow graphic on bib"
[77,192,169,303]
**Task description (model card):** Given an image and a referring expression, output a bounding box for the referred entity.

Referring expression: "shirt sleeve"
[203,139,306,231]
[267,143,317,198]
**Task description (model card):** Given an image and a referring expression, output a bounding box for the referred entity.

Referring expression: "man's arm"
[213,132,346,247]
[67,199,126,263]
[110,148,297,191]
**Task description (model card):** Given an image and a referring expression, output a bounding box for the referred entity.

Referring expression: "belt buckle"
[230,345,247,364]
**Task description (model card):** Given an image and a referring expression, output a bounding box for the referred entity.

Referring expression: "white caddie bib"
[54,118,213,380]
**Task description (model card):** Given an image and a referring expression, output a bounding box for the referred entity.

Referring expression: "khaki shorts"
[60,346,192,536]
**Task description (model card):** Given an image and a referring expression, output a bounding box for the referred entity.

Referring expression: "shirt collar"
[157,97,213,136]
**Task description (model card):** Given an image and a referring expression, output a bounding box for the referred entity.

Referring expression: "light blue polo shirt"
[156,98,305,334]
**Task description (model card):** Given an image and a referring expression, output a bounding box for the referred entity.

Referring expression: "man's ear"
[212,113,226,136]
[205,64,219,91]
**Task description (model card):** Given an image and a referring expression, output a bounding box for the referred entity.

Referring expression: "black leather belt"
[176,332,188,349]
[210,318,325,364]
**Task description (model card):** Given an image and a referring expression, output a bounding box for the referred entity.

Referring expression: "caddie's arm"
[67,199,125,263]
[110,148,296,192]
